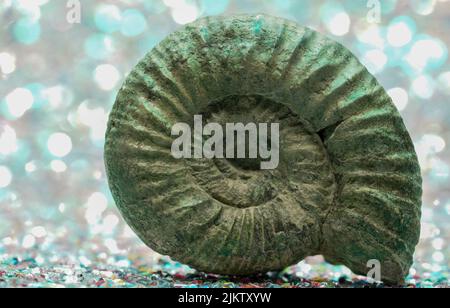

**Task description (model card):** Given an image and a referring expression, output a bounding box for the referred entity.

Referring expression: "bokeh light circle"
[47,133,73,158]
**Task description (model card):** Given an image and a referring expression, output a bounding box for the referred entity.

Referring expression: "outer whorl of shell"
[104,14,422,284]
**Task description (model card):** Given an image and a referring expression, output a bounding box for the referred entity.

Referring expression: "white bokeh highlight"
[5,88,34,118]
[47,133,73,157]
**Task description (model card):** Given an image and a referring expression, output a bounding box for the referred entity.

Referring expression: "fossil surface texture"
[104,14,422,284]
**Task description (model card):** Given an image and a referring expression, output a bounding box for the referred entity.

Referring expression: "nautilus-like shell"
[104,14,422,284]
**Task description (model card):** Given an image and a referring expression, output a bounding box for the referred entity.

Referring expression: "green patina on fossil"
[104,14,422,284]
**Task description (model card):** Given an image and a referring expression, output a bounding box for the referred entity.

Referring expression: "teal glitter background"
[0,0,449,287]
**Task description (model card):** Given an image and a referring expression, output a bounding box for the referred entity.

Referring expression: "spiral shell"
[104,14,422,284]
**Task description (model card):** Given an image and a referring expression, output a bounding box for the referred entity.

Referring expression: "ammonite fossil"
[104,14,422,284]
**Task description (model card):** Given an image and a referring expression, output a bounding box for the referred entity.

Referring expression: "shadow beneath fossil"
[155,270,386,288]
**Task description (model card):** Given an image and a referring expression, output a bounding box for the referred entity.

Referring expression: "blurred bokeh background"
[0,0,449,287]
